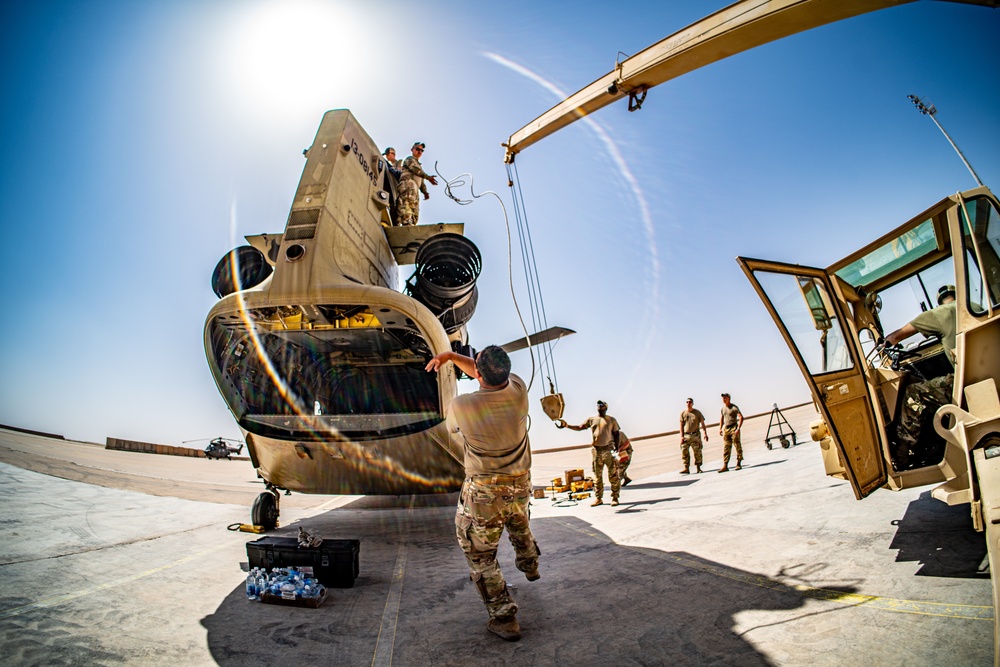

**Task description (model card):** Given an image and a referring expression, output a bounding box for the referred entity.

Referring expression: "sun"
[218,0,374,120]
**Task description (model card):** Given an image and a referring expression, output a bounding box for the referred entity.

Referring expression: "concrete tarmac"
[0,405,992,666]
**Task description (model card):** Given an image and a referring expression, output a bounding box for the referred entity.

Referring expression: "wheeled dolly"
[764,404,797,450]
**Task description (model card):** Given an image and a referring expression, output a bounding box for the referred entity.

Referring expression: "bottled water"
[245,568,260,600]
[300,578,325,599]
[256,570,268,599]
[246,566,325,602]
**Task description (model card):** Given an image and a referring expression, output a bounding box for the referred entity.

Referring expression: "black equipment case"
[246,537,360,588]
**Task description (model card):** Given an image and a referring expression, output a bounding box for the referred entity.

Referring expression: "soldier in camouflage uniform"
[561,400,622,506]
[395,141,437,226]
[679,398,708,474]
[615,431,634,486]
[718,393,744,473]
[426,346,539,642]
[885,285,958,470]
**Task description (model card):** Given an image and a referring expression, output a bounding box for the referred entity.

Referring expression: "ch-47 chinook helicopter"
[204,110,571,532]
[499,0,999,656]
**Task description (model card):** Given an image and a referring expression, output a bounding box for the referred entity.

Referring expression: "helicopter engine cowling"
[211,246,273,299]
[405,233,482,333]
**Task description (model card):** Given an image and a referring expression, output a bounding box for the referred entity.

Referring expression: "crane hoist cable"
[433,162,537,391]
[432,160,566,420]
[506,160,562,393]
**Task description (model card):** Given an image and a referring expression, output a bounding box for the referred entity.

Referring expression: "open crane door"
[738,257,887,499]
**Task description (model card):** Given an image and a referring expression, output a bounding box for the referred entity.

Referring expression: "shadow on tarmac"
[614,497,681,512]
[203,497,849,666]
[737,460,787,470]
[617,480,695,491]
[889,490,989,579]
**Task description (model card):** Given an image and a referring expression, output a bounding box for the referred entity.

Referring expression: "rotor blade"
[500,326,576,353]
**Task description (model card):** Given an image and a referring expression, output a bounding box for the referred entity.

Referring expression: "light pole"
[907,94,984,187]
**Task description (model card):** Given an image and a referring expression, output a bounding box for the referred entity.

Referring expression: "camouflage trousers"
[395,181,421,226]
[592,446,620,500]
[615,444,633,481]
[721,426,742,465]
[455,473,540,620]
[893,373,953,468]
[681,433,703,468]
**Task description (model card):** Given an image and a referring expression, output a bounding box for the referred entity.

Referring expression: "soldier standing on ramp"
[425,346,540,642]
[395,141,437,225]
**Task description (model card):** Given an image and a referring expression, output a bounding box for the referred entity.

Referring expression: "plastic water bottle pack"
[245,566,326,602]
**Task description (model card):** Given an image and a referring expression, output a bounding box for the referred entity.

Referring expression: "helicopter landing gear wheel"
[251,490,279,530]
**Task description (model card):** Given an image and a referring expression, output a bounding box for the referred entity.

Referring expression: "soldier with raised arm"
[395,141,438,226]
[560,400,621,506]
[425,346,540,642]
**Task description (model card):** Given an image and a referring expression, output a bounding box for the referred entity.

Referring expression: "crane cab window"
[959,195,1000,315]
[754,272,853,375]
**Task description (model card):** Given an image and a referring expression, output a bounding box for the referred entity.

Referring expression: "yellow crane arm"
[503,0,997,163]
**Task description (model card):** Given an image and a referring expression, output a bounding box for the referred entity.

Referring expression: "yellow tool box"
[565,469,585,485]
[545,477,570,493]
[570,479,594,492]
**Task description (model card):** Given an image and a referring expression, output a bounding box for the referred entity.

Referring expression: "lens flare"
[220,200,463,490]
[484,52,662,395]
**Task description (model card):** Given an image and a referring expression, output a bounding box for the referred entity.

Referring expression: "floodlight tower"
[907,94,984,187]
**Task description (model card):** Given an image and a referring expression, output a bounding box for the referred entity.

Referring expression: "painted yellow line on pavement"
[555,518,993,621]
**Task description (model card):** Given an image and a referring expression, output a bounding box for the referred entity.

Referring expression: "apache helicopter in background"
[204,110,572,531]
[500,0,999,655]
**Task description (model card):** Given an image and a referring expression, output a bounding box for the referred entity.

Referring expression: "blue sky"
[1,0,998,448]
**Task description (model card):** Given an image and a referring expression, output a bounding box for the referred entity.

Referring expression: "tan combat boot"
[487,615,522,641]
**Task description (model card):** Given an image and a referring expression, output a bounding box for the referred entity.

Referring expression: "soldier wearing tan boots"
[679,398,708,474]
[718,393,744,472]
[426,346,540,642]
[560,400,622,506]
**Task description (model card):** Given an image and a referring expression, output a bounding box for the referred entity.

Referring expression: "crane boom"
[503,0,997,162]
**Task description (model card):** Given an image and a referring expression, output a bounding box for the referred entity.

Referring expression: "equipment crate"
[247,537,360,588]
